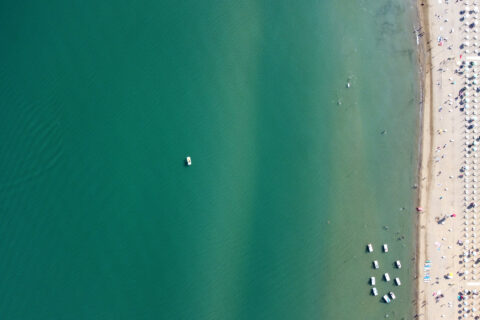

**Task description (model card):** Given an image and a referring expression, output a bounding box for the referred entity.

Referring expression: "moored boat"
[371,276,376,286]
[389,291,396,300]
[384,273,390,281]
[395,277,401,286]
[367,243,373,252]
[395,260,401,268]
[373,260,379,269]
[372,287,378,296]
[383,294,391,303]
[383,244,388,252]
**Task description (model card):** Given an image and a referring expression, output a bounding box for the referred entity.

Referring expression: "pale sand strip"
[417,0,480,319]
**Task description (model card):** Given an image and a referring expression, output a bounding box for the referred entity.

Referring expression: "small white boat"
[384,273,390,281]
[373,260,379,269]
[371,277,376,286]
[372,287,378,296]
[186,156,192,166]
[395,260,402,269]
[383,294,391,303]
[389,291,396,300]
[395,277,401,286]
[367,243,373,252]
[383,244,388,252]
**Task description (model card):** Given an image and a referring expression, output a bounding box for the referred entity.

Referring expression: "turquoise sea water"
[0,1,418,319]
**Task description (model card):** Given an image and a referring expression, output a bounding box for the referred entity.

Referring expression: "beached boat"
[186,156,192,166]
[395,277,401,286]
[384,273,390,281]
[373,260,379,269]
[372,287,378,296]
[383,295,391,303]
[371,276,376,286]
[395,260,402,268]
[389,292,396,300]
[383,244,388,252]
[367,243,373,252]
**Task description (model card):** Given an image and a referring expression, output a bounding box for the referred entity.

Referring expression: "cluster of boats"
[367,243,402,303]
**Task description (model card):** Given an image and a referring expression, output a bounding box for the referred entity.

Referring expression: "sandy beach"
[417,0,480,318]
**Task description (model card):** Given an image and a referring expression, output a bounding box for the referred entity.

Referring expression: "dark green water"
[0,1,418,319]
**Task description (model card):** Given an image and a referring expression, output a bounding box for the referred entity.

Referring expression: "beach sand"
[417,0,480,318]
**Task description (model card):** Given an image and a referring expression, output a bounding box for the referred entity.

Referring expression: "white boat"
[395,277,401,286]
[384,273,390,281]
[389,292,396,300]
[186,156,192,166]
[367,243,373,252]
[383,295,391,303]
[383,244,388,252]
[371,277,376,286]
[373,260,379,269]
[372,287,378,296]
[395,260,402,269]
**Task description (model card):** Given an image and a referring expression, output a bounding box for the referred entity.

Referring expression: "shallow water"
[0,0,418,319]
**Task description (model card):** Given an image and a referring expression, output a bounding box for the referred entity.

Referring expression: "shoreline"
[415,0,432,317]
